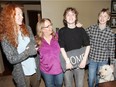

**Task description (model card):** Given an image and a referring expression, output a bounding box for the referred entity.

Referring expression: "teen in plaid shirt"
[86,8,115,87]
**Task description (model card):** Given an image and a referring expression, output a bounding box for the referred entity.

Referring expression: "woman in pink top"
[36,18,63,87]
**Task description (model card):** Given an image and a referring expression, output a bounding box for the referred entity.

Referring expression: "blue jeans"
[64,68,85,87]
[88,59,108,87]
[41,71,63,87]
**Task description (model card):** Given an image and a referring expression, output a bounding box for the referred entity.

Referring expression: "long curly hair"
[36,18,57,47]
[0,3,29,47]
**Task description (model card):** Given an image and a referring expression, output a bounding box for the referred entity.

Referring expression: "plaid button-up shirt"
[86,24,115,64]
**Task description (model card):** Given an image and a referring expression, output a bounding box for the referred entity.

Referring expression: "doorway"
[27,10,41,36]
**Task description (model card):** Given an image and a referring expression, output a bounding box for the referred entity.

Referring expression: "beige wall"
[41,0,114,31]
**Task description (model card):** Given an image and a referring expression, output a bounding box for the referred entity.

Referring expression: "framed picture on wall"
[111,14,116,28]
[111,1,116,13]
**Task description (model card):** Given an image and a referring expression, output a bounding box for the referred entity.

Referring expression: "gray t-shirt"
[60,47,87,72]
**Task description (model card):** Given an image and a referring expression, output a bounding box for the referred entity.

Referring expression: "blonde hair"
[36,18,57,47]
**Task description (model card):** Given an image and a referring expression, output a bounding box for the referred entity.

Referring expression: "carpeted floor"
[0,70,88,87]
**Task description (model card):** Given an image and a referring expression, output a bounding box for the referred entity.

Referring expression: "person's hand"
[66,63,73,70]
[76,22,83,27]
[78,59,86,68]
[35,45,38,51]
[26,42,37,56]
[66,58,73,70]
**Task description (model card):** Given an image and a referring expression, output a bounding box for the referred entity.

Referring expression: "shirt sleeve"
[86,25,93,38]
[82,28,90,46]
[108,33,115,64]
[58,28,65,48]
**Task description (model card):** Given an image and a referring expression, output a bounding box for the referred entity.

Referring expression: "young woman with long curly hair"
[0,3,40,87]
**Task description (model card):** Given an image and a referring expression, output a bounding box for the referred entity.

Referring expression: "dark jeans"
[25,73,40,87]
[41,71,63,87]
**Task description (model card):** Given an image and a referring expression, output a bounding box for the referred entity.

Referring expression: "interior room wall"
[41,0,113,31]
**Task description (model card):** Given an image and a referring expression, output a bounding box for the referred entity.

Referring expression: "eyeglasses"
[42,23,53,29]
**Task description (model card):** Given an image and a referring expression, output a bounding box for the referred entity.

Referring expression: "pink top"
[38,36,62,74]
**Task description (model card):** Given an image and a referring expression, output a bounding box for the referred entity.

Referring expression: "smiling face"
[98,12,110,25]
[65,10,76,25]
[15,7,23,25]
[63,7,78,27]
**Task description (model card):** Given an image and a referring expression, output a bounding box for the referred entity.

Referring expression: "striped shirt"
[86,24,115,64]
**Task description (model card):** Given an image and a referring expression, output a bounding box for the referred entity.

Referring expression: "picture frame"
[111,1,116,13]
[110,14,116,28]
